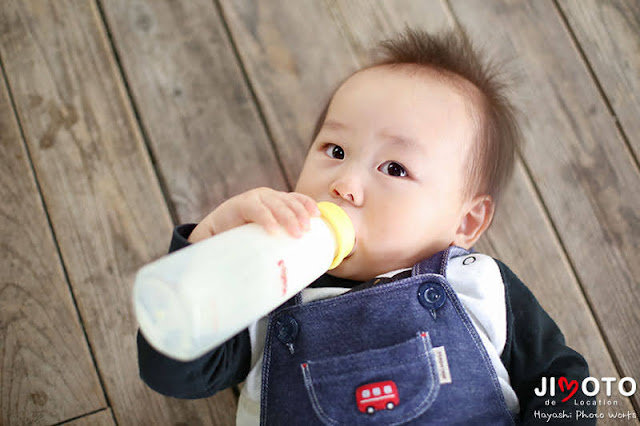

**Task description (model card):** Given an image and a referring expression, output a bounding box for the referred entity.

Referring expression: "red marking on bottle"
[302,363,308,368]
[278,259,288,296]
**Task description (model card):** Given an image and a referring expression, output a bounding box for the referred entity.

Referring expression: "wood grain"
[558,0,640,160]
[0,43,105,426]
[449,0,640,410]
[101,0,287,223]
[0,1,234,424]
[62,409,114,426]
[476,163,637,421]
[324,0,451,65]
[2,0,638,423]
[219,0,361,185]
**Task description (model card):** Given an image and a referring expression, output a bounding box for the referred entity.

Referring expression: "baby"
[138,28,594,424]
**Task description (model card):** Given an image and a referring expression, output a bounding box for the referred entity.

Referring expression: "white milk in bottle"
[133,201,354,361]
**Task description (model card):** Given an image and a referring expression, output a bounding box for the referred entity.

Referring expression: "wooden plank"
[0,1,234,425]
[557,0,640,160]
[0,47,105,426]
[448,0,640,411]
[62,409,114,426]
[100,0,294,419]
[219,0,361,185]
[475,165,637,422]
[100,0,287,223]
[322,0,450,65]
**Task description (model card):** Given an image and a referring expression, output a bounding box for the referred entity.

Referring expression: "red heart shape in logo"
[558,377,578,402]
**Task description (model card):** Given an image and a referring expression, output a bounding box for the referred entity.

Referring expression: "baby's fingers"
[282,196,317,233]
[291,193,321,217]
[243,198,281,235]
[261,196,306,238]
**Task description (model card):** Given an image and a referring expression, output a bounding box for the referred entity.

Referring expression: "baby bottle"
[133,201,355,361]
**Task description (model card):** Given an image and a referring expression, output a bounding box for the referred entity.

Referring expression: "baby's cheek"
[376,212,411,239]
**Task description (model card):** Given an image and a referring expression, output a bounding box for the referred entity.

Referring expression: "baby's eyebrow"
[322,120,348,131]
[321,120,425,155]
[380,132,424,154]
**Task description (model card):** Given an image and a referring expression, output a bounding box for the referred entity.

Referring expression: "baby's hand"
[188,187,321,243]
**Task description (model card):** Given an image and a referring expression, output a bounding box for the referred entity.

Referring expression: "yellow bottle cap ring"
[317,201,355,269]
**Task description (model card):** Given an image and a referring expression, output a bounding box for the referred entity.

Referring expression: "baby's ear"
[452,195,495,249]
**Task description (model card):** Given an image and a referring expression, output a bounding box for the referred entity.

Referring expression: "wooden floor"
[1,0,639,424]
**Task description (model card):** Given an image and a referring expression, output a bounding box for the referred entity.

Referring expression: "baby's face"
[296,66,476,281]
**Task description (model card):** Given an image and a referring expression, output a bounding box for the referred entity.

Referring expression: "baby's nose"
[331,179,363,206]
[333,188,354,202]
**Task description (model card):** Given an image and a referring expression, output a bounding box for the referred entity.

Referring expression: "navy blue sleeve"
[496,260,595,425]
[136,224,252,398]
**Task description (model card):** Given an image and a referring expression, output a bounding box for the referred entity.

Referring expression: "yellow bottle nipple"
[316,202,355,269]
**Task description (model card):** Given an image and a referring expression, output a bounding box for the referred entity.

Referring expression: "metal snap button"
[275,314,299,344]
[462,256,476,265]
[418,282,446,310]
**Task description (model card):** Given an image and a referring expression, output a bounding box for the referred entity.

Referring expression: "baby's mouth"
[345,238,357,259]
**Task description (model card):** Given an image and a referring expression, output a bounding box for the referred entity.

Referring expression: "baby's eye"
[323,143,345,160]
[379,161,408,177]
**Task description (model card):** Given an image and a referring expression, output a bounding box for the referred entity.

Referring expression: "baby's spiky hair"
[311,28,522,204]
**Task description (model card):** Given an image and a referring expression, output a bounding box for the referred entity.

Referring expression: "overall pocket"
[300,332,440,425]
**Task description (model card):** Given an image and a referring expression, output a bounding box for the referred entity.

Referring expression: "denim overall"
[260,247,516,425]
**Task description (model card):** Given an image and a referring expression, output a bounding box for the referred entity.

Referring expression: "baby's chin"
[326,254,390,282]
[326,268,376,282]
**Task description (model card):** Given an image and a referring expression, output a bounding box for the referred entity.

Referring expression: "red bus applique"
[356,380,399,414]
